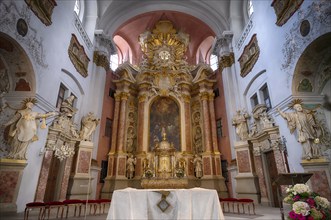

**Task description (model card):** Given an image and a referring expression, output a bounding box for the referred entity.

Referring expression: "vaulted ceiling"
[85,0,249,66]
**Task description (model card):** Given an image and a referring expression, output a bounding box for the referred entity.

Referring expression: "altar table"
[106,187,225,220]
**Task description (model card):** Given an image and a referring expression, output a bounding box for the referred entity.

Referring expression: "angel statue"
[277,99,322,160]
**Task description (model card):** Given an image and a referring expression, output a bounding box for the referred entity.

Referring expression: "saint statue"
[126,155,136,179]
[192,154,203,178]
[232,109,250,141]
[3,98,58,160]
[277,100,321,160]
[79,112,100,141]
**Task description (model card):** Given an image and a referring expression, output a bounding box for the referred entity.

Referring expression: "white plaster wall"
[231,0,330,172]
[0,0,105,212]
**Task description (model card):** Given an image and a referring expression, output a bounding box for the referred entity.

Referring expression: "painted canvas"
[149,97,180,151]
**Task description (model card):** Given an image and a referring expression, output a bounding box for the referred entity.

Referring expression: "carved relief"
[45,96,79,161]
[68,34,90,78]
[238,34,260,78]
[126,100,137,153]
[192,112,203,154]
[271,0,304,26]
[25,0,57,26]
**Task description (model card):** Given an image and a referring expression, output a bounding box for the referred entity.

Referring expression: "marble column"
[183,95,192,152]
[200,92,212,152]
[208,92,219,153]
[116,92,129,153]
[137,94,147,153]
[109,93,121,153]
[35,150,54,202]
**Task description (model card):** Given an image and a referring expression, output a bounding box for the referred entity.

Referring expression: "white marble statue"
[277,101,321,160]
[193,154,203,178]
[3,98,58,160]
[126,155,136,179]
[232,109,250,141]
[79,112,100,141]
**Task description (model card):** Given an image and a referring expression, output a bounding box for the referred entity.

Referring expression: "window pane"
[105,118,112,137]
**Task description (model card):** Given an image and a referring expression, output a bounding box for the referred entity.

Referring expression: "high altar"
[101,20,227,197]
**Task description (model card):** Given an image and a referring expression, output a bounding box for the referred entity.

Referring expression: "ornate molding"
[238,34,260,78]
[0,2,48,68]
[25,0,57,26]
[271,0,304,26]
[236,17,253,50]
[93,51,110,71]
[68,34,90,78]
[219,52,234,72]
[73,13,92,50]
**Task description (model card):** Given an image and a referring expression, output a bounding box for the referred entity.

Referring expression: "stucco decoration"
[126,100,137,153]
[45,96,80,161]
[271,0,304,26]
[238,34,260,78]
[93,51,110,71]
[219,52,234,73]
[0,1,48,68]
[249,104,275,138]
[24,0,57,26]
[297,78,313,92]
[281,0,331,86]
[68,34,90,78]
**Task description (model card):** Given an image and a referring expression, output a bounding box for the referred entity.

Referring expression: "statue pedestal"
[0,158,27,213]
[234,141,260,203]
[67,141,94,199]
[301,158,331,200]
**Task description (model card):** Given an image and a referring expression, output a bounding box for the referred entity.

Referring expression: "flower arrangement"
[283,184,331,220]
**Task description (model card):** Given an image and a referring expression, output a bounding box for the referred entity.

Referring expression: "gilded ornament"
[93,51,110,71]
[219,52,234,72]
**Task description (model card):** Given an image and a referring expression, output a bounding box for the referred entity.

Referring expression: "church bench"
[24,202,46,220]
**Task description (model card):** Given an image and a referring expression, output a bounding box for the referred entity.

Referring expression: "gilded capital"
[114,93,121,101]
[93,51,110,71]
[199,92,209,100]
[219,52,234,72]
[138,94,147,103]
[121,93,129,100]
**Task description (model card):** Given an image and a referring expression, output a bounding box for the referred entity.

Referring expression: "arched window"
[110,54,119,71]
[248,0,254,17]
[74,0,80,15]
[210,54,218,71]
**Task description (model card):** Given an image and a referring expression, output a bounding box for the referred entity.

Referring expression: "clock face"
[159,50,170,60]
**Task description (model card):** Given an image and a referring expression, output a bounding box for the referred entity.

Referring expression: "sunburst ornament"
[289,99,303,108]
[21,97,37,106]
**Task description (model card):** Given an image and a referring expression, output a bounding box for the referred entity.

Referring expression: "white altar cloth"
[106,187,224,220]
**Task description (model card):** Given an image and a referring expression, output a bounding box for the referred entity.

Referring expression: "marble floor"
[0,204,283,220]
